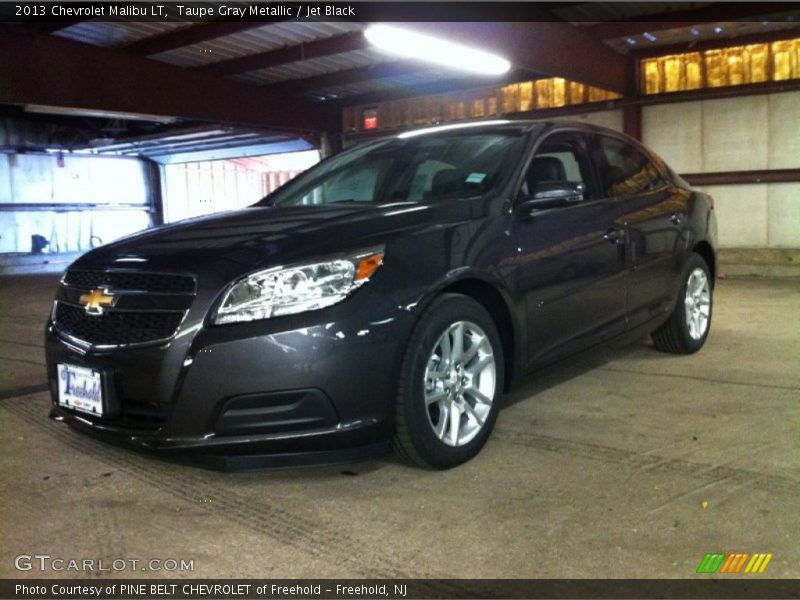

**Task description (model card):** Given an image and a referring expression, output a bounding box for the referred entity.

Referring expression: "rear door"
[511,130,629,366]
[592,134,689,327]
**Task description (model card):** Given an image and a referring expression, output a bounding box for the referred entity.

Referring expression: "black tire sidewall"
[398,295,504,469]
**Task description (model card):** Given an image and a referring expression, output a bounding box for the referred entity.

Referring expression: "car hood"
[72,202,464,275]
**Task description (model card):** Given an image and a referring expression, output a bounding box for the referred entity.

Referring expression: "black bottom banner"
[2,579,799,599]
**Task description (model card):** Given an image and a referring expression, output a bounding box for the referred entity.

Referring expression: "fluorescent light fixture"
[364,24,511,76]
[398,120,511,139]
[24,104,178,123]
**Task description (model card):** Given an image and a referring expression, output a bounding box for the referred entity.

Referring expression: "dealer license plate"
[57,364,103,416]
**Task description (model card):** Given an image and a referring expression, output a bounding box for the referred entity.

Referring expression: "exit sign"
[362,108,379,130]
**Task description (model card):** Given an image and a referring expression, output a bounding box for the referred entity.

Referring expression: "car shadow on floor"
[501,337,654,410]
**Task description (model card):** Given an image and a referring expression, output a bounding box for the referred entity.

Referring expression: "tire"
[652,253,713,354]
[392,294,504,469]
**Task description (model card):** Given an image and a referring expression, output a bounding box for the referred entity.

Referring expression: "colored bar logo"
[697,553,773,574]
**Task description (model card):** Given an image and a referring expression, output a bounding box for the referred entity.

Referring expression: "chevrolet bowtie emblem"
[79,288,117,315]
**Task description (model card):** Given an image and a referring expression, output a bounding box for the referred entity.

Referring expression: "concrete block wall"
[641,91,800,251]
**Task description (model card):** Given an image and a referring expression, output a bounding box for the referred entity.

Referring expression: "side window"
[596,136,666,198]
[522,132,594,199]
[521,132,593,199]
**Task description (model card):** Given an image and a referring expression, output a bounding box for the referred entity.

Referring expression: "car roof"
[393,118,618,139]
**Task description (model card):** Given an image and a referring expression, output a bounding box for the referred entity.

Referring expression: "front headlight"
[213,247,384,325]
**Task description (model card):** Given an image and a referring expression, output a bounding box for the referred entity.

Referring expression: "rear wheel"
[652,253,713,354]
[392,294,504,469]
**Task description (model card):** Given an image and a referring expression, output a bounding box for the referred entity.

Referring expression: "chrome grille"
[54,268,196,349]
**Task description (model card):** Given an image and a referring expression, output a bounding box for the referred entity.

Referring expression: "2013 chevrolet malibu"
[46,120,717,469]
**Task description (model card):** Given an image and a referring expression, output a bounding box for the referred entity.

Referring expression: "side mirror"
[516,182,586,216]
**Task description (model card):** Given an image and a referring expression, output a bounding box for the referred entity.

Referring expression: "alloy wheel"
[423,321,496,447]
[684,267,711,340]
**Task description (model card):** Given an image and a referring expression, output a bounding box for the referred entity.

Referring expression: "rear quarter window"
[596,135,667,198]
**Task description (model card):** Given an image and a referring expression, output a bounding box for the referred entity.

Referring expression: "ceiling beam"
[538,2,592,11]
[402,22,634,95]
[0,30,324,132]
[121,22,270,56]
[584,3,800,40]
[512,2,582,22]
[196,31,367,78]
[339,69,543,107]
[197,22,633,93]
[25,20,89,33]
[265,61,425,96]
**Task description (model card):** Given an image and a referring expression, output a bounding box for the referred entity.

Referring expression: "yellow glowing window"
[641,38,800,94]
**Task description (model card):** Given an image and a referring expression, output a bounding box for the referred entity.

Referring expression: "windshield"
[260,130,525,207]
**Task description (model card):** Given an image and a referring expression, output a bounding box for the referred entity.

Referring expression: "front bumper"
[45,290,415,469]
[48,405,391,470]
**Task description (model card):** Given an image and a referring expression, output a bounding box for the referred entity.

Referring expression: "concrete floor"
[1,275,798,579]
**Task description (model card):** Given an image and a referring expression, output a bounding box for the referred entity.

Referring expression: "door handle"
[670,213,682,225]
[604,227,625,243]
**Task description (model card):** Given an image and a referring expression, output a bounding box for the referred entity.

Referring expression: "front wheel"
[652,253,713,354]
[392,294,504,469]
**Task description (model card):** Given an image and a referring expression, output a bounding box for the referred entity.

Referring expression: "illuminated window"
[641,38,800,94]
[344,77,621,133]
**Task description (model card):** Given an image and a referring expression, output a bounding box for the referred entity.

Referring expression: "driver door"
[512,130,630,366]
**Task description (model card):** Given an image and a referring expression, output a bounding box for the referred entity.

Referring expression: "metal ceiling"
[48,8,800,100]
[553,1,699,23]
[10,3,798,161]
[313,69,458,99]
[54,21,192,46]
[230,48,390,85]
[151,21,364,68]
